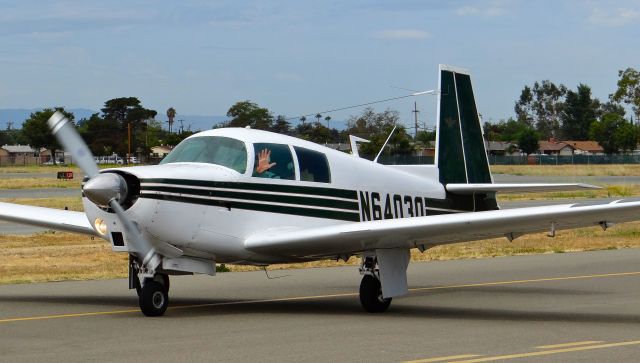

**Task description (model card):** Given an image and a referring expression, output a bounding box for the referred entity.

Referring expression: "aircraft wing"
[244,198,640,258]
[0,202,97,236]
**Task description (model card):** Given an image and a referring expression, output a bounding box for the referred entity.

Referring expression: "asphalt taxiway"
[1,249,640,362]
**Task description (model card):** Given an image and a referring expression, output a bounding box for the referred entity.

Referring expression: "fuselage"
[83,128,460,264]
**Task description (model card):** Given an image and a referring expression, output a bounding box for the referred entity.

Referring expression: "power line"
[285,90,435,121]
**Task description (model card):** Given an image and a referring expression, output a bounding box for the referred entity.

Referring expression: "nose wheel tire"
[359,274,391,313]
[139,280,169,316]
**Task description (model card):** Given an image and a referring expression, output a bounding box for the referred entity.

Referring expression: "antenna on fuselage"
[373,125,397,163]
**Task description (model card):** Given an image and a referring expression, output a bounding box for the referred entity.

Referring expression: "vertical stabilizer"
[436,65,492,185]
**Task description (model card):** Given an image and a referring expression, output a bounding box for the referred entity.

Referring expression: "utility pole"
[412,101,419,138]
[178,119,184,134]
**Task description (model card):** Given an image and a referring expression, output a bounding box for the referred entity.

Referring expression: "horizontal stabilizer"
[446,183,601,195]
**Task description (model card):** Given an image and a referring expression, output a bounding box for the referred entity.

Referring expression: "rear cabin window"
[294,147,331,183]
[252,143,295,180]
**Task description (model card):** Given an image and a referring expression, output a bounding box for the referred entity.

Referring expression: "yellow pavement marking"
[446,340,640,363]
[409,271,640,293]
[535,340,604,349]
[1,270,640,324]
[405,354,482,362]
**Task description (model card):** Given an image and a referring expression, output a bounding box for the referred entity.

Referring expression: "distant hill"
[0,108,96,128]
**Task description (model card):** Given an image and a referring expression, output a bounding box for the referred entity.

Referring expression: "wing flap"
[244,198,640,258]
[446,183,601,194]
[0,202,97,236]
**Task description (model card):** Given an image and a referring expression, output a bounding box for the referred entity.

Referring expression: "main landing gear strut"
[130,255,170,316]
[359,256,391,313]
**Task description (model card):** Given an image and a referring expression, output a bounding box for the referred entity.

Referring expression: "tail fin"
[436,65,492,185]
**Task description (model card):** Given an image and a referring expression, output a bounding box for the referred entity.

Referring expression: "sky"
[0,0,639,130]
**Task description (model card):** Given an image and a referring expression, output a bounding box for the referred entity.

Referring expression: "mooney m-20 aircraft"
[2,65,639,316]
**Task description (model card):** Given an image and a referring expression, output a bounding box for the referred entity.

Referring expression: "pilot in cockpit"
[253,145,295,179]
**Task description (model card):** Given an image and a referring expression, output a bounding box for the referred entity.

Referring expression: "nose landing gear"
[130,255,170,316]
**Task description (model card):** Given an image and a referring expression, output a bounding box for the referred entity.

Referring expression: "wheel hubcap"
[152,291,164,309]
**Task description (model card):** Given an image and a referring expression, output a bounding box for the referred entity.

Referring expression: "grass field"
[491,164,640,176]
[1,163,640,284]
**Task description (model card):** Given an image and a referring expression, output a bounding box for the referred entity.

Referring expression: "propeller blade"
[109,200,161,270]
[47,111,99,179]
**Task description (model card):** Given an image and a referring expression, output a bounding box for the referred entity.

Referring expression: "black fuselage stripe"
[140,194,360,222]
[140,178,357,199]
[141,185,359,210]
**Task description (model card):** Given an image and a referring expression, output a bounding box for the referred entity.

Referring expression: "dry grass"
[0,232,127,284]
[0,178,82,189]
[497,184,640,201]
[0,197,84,211]
[491,164,640,176]
[0,165,82,174]
[4,221,640,284]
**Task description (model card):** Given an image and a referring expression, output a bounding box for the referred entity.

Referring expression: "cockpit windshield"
[160,136,247,173]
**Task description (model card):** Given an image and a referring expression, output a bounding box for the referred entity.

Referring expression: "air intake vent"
[111,232,125,247]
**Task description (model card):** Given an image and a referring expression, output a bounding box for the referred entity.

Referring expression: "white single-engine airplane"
[1,65,639,317]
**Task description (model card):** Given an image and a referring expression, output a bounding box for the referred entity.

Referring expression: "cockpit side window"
[252,143,295,180]
[160,136,247,173]
[294,147,331,183]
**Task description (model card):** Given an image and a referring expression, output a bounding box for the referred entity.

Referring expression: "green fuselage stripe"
[140,178,358,200]
[141,185,359,210]
[140,193,360,222]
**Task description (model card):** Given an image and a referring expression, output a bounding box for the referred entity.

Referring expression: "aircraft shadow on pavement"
[0,287,634,325]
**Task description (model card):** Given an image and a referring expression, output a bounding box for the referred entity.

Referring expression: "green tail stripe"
[438,69,467,184]
[455,73,492,183]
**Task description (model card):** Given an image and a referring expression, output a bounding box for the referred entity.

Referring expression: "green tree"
[100,97,157,155]
[514,85,535,127]
[271,115,291,135]
[560,84,600,140]
[600,100,626,118]
[611,67,640,120]
[485,118,529,142]
[343,107,413,158]
[77,113,117,155]
[515,81,567,138]
[166,107,176,133]
[22,107,74,164]
[294,122,334,144]
[415,129,436,145]
[589,113,637,154]
[517,127,540,155]
[226,101,273,129]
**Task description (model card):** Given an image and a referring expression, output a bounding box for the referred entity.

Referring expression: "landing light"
[94,218,108,236]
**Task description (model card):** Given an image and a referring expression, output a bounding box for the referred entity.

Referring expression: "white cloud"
[374,29,431,40]
[588,7,640,26]
[454,4,507,17]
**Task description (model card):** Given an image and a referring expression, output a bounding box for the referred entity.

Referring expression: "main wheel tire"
[359,274,391,313]
[139,281,169,317]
